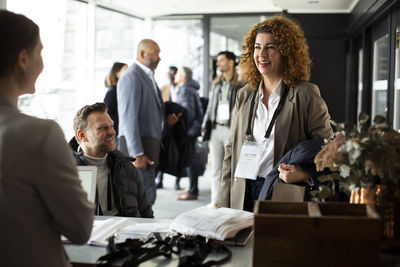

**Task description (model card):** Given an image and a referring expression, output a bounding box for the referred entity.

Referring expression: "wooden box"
[253,201,380,267]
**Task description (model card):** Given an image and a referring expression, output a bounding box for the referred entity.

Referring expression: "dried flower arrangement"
[313,113,400,199]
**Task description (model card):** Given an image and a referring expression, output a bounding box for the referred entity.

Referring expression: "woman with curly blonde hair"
[218,16,333,211]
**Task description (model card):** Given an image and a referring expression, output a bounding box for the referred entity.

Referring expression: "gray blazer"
[202,72,244,129]
[0,94,94,267]
[117,63,165,162]
[218,81,333,209]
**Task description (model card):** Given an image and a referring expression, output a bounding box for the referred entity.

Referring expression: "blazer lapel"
[134,64,163,110]
[274,84,294,165]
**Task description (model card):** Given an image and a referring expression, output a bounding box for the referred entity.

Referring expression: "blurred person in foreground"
[0,10,94,267]
[218,16,333,211]
[104,62,128,136]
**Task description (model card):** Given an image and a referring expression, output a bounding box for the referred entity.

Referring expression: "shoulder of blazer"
[131,63,147,78]
[285,81,320,103]
[293,81,321,97]
[236,85,256,104]
[235,85,257,108]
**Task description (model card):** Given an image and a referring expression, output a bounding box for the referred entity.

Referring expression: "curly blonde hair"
[240,16,311,89]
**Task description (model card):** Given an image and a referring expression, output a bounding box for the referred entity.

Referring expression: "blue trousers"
[137,165,157,205]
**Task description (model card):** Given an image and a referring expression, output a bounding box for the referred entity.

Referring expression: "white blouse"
[252,79,282,177]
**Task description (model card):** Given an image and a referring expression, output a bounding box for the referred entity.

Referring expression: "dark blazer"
[159,102,191,177]
[176,79,204,137]
[258,138,324,201]
[104,85,119,135]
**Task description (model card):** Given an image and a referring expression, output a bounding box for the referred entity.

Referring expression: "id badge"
[234,141,264,180]
[216,103,230,121]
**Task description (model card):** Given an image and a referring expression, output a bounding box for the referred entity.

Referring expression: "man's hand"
[166,113,182,126]
[133,154,155,170]
[278,163,310,183]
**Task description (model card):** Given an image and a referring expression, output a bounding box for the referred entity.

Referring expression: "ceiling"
[98,0,360,18]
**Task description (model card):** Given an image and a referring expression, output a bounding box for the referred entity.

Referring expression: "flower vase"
[350,185,400,251]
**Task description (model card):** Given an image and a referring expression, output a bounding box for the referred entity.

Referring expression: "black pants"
[243,177,265,212]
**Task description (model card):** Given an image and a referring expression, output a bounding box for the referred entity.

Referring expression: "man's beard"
[96,143,114,154]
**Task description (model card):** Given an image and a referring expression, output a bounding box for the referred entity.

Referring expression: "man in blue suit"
[117,39,179,205]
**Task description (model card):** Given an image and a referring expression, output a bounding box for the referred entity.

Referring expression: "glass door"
[371,17,390,120]
[357,48,363,117]
[372,34,389,119]
[394,28,400,130]
[393,8,400,131]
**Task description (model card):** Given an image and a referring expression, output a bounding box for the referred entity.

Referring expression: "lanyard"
[245,84,289,139]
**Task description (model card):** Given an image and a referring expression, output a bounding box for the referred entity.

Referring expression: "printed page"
[89,217,133,246]
[170,207,235,239]
[170,206,254,240]
[114,222,171,243]
[215,208,253,239]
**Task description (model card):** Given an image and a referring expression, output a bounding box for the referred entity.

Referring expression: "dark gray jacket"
[201,72,244,140]
[74,150,154,218]
[176,79,204,137]
[203,72,244,127]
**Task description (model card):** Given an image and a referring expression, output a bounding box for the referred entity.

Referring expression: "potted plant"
[313,113,400,249]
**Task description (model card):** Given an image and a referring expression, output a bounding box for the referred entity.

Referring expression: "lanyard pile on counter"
[95,232,232,267]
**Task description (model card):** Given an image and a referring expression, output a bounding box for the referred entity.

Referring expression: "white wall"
[0,0,6,9]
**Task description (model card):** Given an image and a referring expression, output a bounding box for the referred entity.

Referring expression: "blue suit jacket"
[117,63,165,162]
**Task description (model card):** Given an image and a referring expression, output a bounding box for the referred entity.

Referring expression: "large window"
[94,7,143,102]
[9,0,89,139]
[371,34,389,119]
[152,19,204,94]
[357,48,363,117]
[8,0,143,139]
[394,28,400,130]
[209,16,261,81]
[210,16,261,56]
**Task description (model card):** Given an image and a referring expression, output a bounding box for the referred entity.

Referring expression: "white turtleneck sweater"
[83,154,118,216]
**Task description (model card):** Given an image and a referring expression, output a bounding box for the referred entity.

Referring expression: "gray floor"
[152,163,213,219]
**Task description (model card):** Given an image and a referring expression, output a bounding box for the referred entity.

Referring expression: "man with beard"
[202,51,244,208]
[73,103,153,218]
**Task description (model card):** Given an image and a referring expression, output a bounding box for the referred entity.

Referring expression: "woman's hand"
[278,163,311,183]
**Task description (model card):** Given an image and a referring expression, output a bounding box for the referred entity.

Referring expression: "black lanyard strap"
[245,84,289,139]
[95,234,232,267]
[245,90,258,136]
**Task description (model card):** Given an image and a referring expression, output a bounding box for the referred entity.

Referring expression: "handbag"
[202,119,212,142]
[192,140,209,176]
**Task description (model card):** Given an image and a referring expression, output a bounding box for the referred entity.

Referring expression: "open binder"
[169,206,254,246]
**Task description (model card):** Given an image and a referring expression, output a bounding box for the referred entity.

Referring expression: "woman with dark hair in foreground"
[0,10,94,267]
